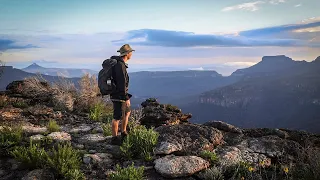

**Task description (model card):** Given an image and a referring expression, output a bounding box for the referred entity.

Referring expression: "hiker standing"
[98,44,134,145]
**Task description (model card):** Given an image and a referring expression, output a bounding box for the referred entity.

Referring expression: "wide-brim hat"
[117,44,135,56]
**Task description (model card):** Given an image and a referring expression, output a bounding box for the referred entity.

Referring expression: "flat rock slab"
[61,124,92,134]
[78,134,108,144]
[29,134,45,142]
[47,132,71,142]
[22,125,47,135]
[21,169,55,180]
[154,155,210,178]
[83,153,113,166]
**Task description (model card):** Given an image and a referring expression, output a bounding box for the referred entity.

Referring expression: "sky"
[0,0,319,75]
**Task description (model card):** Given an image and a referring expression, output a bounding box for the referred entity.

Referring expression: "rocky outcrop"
[139,98,192,128]
[21,169,55,180]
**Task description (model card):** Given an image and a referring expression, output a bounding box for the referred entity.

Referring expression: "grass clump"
[48,143,85,180]
[0,125,23,156]
[200,150,218,164]
[47,119,60,132]
[89,101,112,121]
[120,125,159,161]
[10,141,48,169]
[198,166,224,180]
[109,163,145,180]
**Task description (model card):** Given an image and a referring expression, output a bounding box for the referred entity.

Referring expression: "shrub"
[12,100,28,108]
[102,123,112,136]
[198,166,224,180]
[10,141,48,169]
[128,108,143,131]
[199,150,218,164]
[120,125,159,161]
[109,163,145,180]
[89,102,105,121]
[0,125,23,156]
[47,143,85,180]
[47,119,60,132]
[51,77,76,112]
[165,104,181,113]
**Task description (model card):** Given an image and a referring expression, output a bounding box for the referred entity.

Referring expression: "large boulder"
[154,155,210,178]
[154,124,223,155]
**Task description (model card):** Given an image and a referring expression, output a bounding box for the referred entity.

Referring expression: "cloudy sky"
[0,0,319,75]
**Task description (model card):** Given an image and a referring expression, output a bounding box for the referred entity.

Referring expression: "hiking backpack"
[98,59,117,95]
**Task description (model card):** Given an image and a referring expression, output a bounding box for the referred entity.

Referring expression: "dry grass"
[128,107,143,131]
[23,76,52,98]
[51,76,77,111]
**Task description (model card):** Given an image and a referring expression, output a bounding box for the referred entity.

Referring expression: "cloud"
[112,20,320,48]
[294,4,302,7]
[239,21,320,37]
[0,39,39,51]
[222,1,265,12]
[269,0,286,4]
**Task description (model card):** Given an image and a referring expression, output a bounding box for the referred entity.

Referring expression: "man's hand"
[125,100,130,107]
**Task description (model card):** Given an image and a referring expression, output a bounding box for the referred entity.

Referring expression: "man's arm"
[114,63,129,101]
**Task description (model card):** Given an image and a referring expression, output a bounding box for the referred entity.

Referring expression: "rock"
[154,155,210,178]
[203,121,243,134]
[22,124,47,135]
[6,80,52,101]
[155,124,223,155]
[47,132,71,142]
[29,134,45,142]
[78,134,108,144]
[73,143,85,150]
[244,128,288,139]
[61,124,92,134]
[139,99,192,128]
[0,107,23,120]
[7,159,19,170]
[21,169,55,180]
[83,153,113,166]
[0,169,5,176]
[154,142,183,155]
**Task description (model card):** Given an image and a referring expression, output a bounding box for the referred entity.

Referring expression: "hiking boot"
[121,131,128,142]
[110,136,121,146]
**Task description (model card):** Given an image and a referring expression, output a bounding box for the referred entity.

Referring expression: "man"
[110,44,134,145]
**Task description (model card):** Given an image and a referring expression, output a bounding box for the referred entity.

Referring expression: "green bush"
[199,150,218,164]
[165,104,181,113]
[0,126,23,156]
[120,125,159,160]
[47,120,60,132]
[89,102,112,122]
[102,123,112,136]
[109,163,145,180]
[10,141,48,169]
[48,143,85,180]
[12,100,28,108]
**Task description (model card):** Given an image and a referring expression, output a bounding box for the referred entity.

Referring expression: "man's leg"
[121,110,131,133]
[112,120,120,136]
[111,101,122,137]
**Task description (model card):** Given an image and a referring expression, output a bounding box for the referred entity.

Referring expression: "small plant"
[200,150,218,164]
[89,102,106,121]
[120,125,159,160]
[198,166,224,180]
[47,119,60,132]
[109,163,145,180]
[12,100,28,108]
[102,123,112,136]
[10,141,49,169]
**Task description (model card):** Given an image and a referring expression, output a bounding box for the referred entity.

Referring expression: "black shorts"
[112,101,131,120]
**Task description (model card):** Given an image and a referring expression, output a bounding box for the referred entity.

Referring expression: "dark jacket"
[110,56,131,101]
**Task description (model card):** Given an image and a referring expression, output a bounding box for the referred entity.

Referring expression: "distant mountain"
[22,63,98,78]
[0,66,80,91]
[129,70,240,105]
[181,55,320,133]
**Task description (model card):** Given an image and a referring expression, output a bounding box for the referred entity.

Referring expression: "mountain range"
[1,55,319,133]
[22,63,98,78]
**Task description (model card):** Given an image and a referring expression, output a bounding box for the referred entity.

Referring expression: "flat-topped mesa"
[261,55,293,62]
[140,98,192,128]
